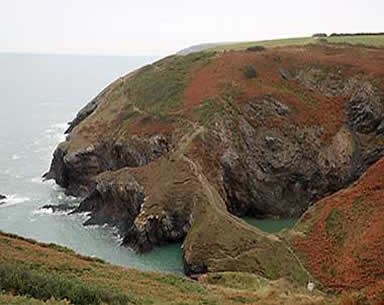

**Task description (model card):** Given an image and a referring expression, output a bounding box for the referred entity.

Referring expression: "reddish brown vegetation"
[292,158,384,300]
[184,45,384,141]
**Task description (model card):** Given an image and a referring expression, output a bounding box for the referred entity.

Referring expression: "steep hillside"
[287,158,384,303]
[46,42,384,282]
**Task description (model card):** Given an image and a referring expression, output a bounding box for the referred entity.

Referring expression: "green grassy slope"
[206,35,384,52]
[208,37,315,51]
[326,34,384,47]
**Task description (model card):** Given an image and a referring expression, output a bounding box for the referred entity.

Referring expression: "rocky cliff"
[46,44,384,283]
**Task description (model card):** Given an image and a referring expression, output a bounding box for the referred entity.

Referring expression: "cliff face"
[46,44,384,280]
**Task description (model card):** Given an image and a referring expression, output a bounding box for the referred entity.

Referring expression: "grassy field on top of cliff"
[208,37,315,51]
[207,34,384,51]
[326,34,384,47]
[0,231,333,305]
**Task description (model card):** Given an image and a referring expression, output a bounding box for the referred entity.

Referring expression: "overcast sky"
[0,0,382,56]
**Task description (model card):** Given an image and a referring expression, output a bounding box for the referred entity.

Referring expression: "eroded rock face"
[45,135,170,197]
[220,116,362,218]
[68,158,198,253]
[73,170,144,233]
[346,82,384,133]
[296,67,359,97]
[123,210,193,252]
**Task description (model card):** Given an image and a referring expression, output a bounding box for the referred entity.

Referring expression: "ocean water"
[0,53,184,274]
[243,217,297,233]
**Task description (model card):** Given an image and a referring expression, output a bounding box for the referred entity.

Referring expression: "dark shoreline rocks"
[0,194,6,204]
[40,204,77,213]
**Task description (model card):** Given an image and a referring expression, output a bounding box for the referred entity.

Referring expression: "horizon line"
[0,51,162,58]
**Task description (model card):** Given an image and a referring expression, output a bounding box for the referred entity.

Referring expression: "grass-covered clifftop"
[206,34,384,52]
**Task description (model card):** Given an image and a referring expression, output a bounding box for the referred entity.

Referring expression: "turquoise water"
[0,53,184,274]
[243,217,297,233]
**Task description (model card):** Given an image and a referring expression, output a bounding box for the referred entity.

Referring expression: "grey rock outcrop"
[72,170,144,232]
[45,135,170,197]
[346,82,384,133]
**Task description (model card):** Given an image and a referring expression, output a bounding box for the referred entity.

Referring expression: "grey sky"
[0,0,382,56]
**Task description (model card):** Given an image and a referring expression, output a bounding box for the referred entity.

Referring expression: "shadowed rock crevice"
[219,115,365,218]
[72,171,145,233]
[346,82,384,133]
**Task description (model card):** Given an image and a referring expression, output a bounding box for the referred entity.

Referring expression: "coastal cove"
[0,51,299,276]
[0,33,384,304]
[243,217,297,233]
[0,53,186,274]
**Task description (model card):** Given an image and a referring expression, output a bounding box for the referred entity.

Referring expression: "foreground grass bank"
[0,231,331,305]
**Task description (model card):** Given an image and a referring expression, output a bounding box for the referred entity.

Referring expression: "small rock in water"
[0,194,6,204]
[40,204,76,213]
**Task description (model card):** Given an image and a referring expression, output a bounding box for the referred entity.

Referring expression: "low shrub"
[330,32,384,37]
[246,45,266,52]
[244,65,258,79]
[312,33,327,37]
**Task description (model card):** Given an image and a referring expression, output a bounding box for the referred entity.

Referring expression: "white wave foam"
[72,211,92,222]
[52,183,64,191]
[11,154,21,160]
[33,207,54,215]
[52,123,68,130]
[31,176,44,184]
[57,134,66,142]
[42,122,67,143]
[32,207,72,216]
[112,234,124,244]
[0,194,30,208]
